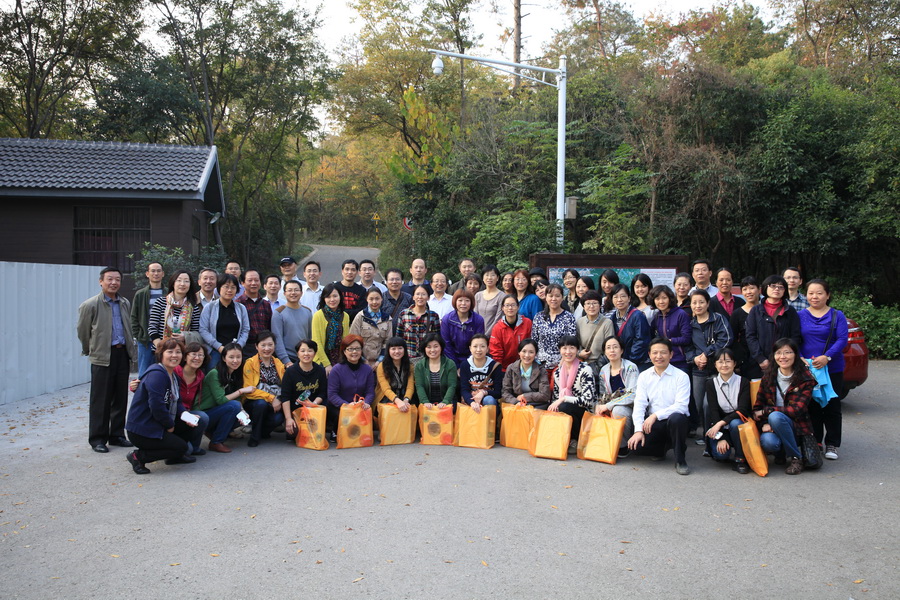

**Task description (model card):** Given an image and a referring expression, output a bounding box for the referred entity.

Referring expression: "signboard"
[403,217,414,231]
[531,254,690,290]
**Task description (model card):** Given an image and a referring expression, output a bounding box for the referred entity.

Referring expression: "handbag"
[418,404,454,445]
[377,403,418,446]
[337,399,375,449]
[453,404,496,449]
[499,404,535,450]
[801,433,825,470]
[576,413,626,464]
[527,410,572,461]
[735,411,767,477]
[292,405,329,451]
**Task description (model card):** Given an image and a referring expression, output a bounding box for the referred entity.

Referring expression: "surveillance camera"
[431,55,444,75]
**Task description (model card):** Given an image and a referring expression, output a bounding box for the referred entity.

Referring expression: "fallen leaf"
[620,541,632,544]
[483,536,490,540]
[290,541,300,544]
[550,505,558,509]
[853,580,864,584]
[296,549,303,554]
[564,485,573,489]
[724,503,733,507]
[481,560,488,567]
[210,553,220,557]
[761,564,768,567]
[110,554,119,558]
[315,560,323,564]
[619,550,625,554]
[626,568,633,571]
[341,548,345,553]
[352,577,364,583]
[386,560,393,563]
[250,514,256,519]
[443,560,453,563]
[674,507,680,511]
[662,508,669,512]
[558,552,567,556]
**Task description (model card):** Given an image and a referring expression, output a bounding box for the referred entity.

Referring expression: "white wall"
[0,262,102,405]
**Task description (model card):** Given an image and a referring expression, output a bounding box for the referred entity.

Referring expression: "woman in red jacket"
[489,294,533,371]
[753,338,815,475]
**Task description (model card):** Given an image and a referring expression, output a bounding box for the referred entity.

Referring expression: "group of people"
[77,256,847,478]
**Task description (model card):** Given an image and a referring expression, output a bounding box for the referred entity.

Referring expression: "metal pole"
[556,56,567,250]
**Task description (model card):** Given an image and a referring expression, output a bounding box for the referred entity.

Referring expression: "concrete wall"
[0,261,100,405]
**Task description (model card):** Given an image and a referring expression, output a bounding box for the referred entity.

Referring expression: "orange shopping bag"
[337,401,375,449]
[377,403,418,446]
[453,404,496,449]
[528,410,572,461]
[499,404,534,450]
[576,413,626,464]
[736,411,768,477]
[749,379,761,404]
[292,405,329,450]
[418,404,454,445]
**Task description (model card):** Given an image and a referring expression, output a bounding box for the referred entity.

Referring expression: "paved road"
[1,362,898,598]
[301,244,383,286]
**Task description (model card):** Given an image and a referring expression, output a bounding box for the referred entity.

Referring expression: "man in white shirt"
[264,274,283,309]
[428,272,453,319]
[197,268,219,307]
[300,260,323,313]
[358,259,386,293]
[689,258,718,297]
[627,337,692,475]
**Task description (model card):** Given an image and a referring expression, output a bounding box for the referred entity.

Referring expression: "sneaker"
[785,457,803,475]
[567,440,578,455]
[126,451,151,475]
[825,445,839,460]
[675,463,691,475]
[702,449,711,458]
[733,459,750,474]
[694,438,706,446]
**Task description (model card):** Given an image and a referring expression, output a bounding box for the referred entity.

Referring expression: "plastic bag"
[527,410,572,461]
[453,404,496,449]
[499,404,535,450]
[377,403,418,446]
[418,404,454,445]
[337,402,375,449]
[576,413,626,464]
[736,411,768,477]
[292,405,329,451]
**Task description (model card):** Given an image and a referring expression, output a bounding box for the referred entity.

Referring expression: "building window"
[192,215,201,255]
[74,206,151,272]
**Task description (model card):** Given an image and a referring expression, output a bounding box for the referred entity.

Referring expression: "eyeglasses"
[715,358,735,364]
[346,346,362,352]
[768,284,785,290]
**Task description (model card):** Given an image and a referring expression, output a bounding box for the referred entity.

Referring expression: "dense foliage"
[2,0,899,313]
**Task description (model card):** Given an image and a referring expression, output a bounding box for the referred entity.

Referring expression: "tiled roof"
[0,138,216,192]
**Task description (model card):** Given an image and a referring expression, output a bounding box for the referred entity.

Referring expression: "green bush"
[832,291,900,359]
[128,242,229,288]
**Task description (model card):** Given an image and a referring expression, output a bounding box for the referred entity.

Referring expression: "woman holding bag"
[799,279,848,460]
[595,336,639,453]
[753,338,816,475]
[280,339,328,441]
[549,335,597,454]
[414,333,459,409]
[326,335,375,442]
[704,348,752,473]
[242,331,286,447]
[376,337,415,412]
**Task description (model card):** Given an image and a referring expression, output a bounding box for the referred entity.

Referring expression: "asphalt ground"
[1,360,897,599]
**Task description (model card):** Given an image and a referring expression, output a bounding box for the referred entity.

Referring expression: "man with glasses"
[382,268,413,333]
[783,267,809,311]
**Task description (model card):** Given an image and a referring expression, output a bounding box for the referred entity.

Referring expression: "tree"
[0,0,142,138]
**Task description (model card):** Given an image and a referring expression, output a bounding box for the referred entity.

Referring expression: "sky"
[303,0,774,61]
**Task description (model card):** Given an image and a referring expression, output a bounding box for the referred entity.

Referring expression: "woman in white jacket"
[595,336,640,455]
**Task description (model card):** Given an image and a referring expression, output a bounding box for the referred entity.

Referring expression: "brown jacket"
[501,360,551,407]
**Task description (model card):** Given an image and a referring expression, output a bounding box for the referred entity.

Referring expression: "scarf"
[323,306,344,365]
[558,358,581,399]
[163,293,191,337]
[362,307,385,328]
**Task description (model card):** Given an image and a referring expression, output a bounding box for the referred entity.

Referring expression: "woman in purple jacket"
[649,285,691,372]
[799,279,848,460]
[326,335,375,442]
[440,289,485,368]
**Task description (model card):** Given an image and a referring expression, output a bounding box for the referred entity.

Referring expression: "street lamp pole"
[428,49,567,250]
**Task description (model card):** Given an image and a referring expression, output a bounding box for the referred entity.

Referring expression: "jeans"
[206,349,221,372]
[137,341,156,377]
[690,371,709,429]
[759,411,802,458]
[608,404,634,446]
[245,399,285,442]
[708,418,745,460]
[200,400,243,444]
